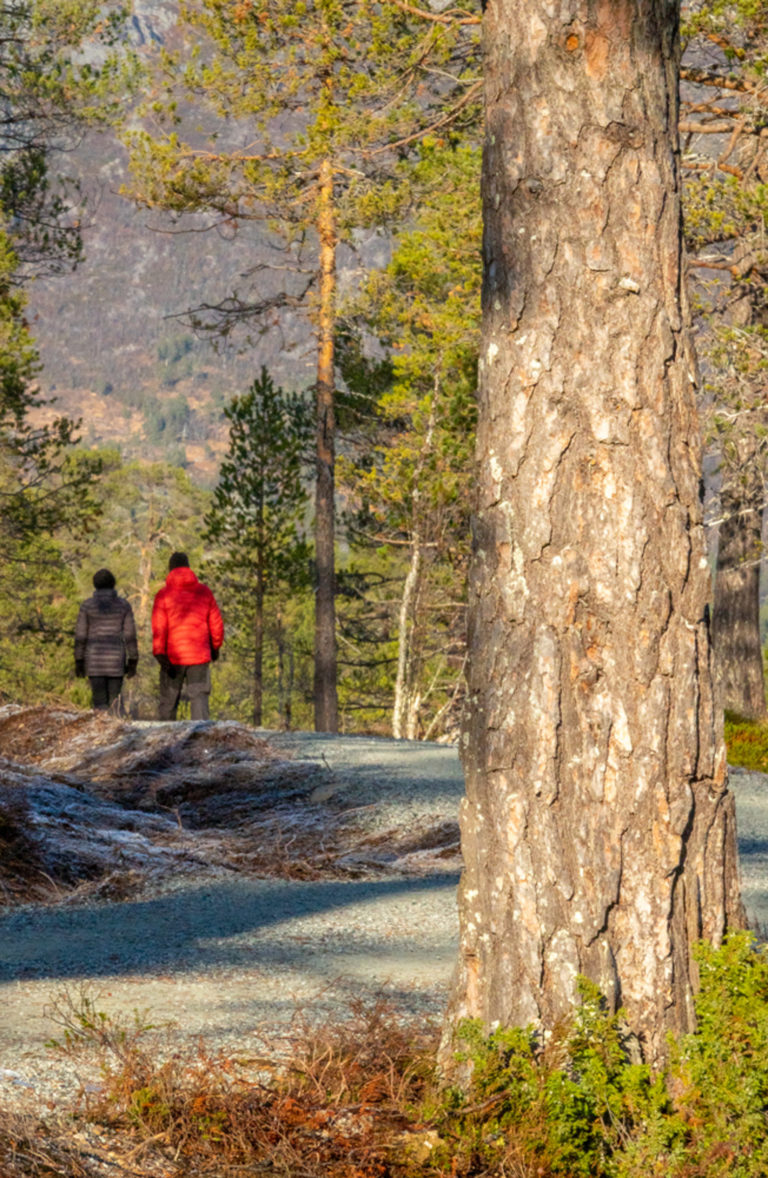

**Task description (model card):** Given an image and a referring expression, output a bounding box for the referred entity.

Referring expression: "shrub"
[658,932,768,1176]
[12,935,768,1177]
[440,934,768,1177]
[724,711,768,773]
[442,983,672,1177]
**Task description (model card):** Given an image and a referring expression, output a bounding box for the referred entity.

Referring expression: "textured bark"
[448,0,744,1066]
[713,494,766,720]
[313,157,339,733]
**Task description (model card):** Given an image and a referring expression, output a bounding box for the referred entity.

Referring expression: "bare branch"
[681,67,756,93]
[360,79,483,158]
[680,119,743,134]
[390,0,481,26]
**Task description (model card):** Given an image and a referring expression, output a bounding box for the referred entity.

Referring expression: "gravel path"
[727,765,768,932]
[1,733,767,1115]
[0,732,463,1113]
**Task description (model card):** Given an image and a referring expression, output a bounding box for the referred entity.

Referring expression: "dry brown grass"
[0,988,443,1178]
[0,1110,85,1177]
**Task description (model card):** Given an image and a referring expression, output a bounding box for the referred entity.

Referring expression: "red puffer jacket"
[152,567,224,667]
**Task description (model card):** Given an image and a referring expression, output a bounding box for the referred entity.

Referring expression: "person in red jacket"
[151,552,224,721]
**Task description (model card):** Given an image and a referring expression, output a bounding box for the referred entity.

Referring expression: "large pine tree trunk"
[713,492,766,720]
[313,157,339,733]
[448,0,743,1066]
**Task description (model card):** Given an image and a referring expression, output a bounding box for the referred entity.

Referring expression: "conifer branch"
[361,79,482,157]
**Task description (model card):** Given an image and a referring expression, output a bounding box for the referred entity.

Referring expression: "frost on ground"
[0,708,463,1125]
[0,706,462,906]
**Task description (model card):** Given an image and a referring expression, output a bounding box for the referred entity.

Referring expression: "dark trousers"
[89,676,123,712]
[159,663,211,721]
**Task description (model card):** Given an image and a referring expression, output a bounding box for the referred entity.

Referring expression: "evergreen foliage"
[204,368,313,725]
[0,1,136,667]
[0,0,133,278]
[339,137,480,738]
[126,0,479,275]
[438,932,768,1177]
[125,0,480,730]
[0,527,81,705]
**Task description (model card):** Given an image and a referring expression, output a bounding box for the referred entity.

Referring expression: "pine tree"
[204,368,313,726]
[681,0,768,717]
[448,0,743,1068]
[705,328,768,720]
[0,1,133,572]
[125,0,480,731]
[0,0,131,278]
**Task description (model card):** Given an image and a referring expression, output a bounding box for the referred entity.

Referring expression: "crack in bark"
[583,822,627,954]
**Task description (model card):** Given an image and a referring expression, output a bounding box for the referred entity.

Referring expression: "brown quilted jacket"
[74,589,138,678]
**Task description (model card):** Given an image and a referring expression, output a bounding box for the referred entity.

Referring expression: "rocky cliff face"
[26,2,320,483]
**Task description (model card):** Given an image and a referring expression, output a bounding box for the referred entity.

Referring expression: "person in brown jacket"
[74,569,138,712]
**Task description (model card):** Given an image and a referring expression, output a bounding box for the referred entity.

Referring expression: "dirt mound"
[0,708,462,908]
[0,705,317,815]
[0,705,123,765]
[0,786,50,904]
[0,707,330,904]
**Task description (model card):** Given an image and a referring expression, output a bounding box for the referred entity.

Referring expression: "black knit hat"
[168,551,190,571]
[93,568,116,590]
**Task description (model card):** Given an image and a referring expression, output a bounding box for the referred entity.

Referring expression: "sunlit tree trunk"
[392,389,437,740]
[136,542,155,635]
[313,156,339,733]
[393,535,423,740]
[447,0,744,1067]
[713,492,766,720]
[275,609,293,731]
[253,557,264,728]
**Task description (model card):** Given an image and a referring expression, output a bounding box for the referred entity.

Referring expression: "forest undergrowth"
[725,711,768,774]
[2,932,768,1177]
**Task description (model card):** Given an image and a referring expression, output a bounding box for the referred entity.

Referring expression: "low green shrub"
[437,932,768,1178]
[441,982,673,1177]
[724,710,768,773]
[661,932,768,1176]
